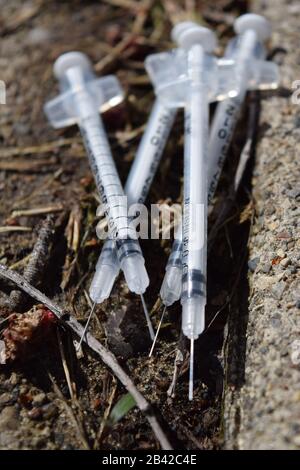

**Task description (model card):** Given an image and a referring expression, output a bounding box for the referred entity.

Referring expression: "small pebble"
[277,230,292,240]
[277,248,286,258]
[264,203,276,216]
[272,281,286,300]
[32,393,47,406]
[27,27,50,45]
[293,435,300,447]
[19,385,28,395]
[287,187,300,199]
[248,257,260,272]
[280,257,291,267]
[2,379,14,392]
[10,373,19,386]
[28,407,43,420]
[0,393,12,405]
[0,406,19,431]
[261,263,271,273]
[41,403,58,420]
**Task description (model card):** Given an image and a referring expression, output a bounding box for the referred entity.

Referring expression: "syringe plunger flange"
[44,51,124,129]
[145,50,238,107]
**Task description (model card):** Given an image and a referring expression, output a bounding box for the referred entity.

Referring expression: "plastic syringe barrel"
[125,101,177,206]
[63,66,149,295]
[160,28,265,307]
[89,101,176,302]
[181,44,208,339]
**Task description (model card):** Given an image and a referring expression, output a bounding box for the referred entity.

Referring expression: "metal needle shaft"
[189,338,195,401]
[140,294,155,341]
[77,301,97,351]
[149,305,167,357]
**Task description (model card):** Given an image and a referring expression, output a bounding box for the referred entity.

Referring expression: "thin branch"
[0,264,172,450]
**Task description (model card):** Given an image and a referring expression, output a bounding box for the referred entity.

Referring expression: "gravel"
[223,0,300,450]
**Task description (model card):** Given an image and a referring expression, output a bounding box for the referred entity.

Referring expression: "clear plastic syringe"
[44,52,149,295]
[177,26,217,400]
[145,24,241,379]
[182,17,278,399]
[159,14,278,311]
[89,100,177,305]
[208,13,273,202]
[88,101,176,340]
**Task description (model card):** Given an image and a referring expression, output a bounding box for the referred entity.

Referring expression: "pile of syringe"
[44,14,279,400]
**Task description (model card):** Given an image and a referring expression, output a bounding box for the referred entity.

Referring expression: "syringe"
[208,13,273,203]
[88,100,177,338]
[145,24,241,397]
[150,17,279,396]
[44,52,149,297]
[157,14,278,322]
[182,15,278,399]
[178,26,216,400]
[180,17,277,386]
[146,21,235,356]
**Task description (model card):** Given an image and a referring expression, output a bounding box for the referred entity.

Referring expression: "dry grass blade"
[1,1,42,34]
[0,226,32,234]
[61,205,82,290]
[0,158,57,172]
[0,139,80,159]
[95,0,152,73]
[9,254,32,271]
[11,205,63,218]
[163,0,185,25]
[94,378,117,447]
[47,371,90,450]
[56,328,76,400]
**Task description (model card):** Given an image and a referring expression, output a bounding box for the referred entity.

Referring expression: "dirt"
[0,0,254,450]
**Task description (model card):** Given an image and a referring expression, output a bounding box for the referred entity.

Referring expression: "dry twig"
[0,264,173,450]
